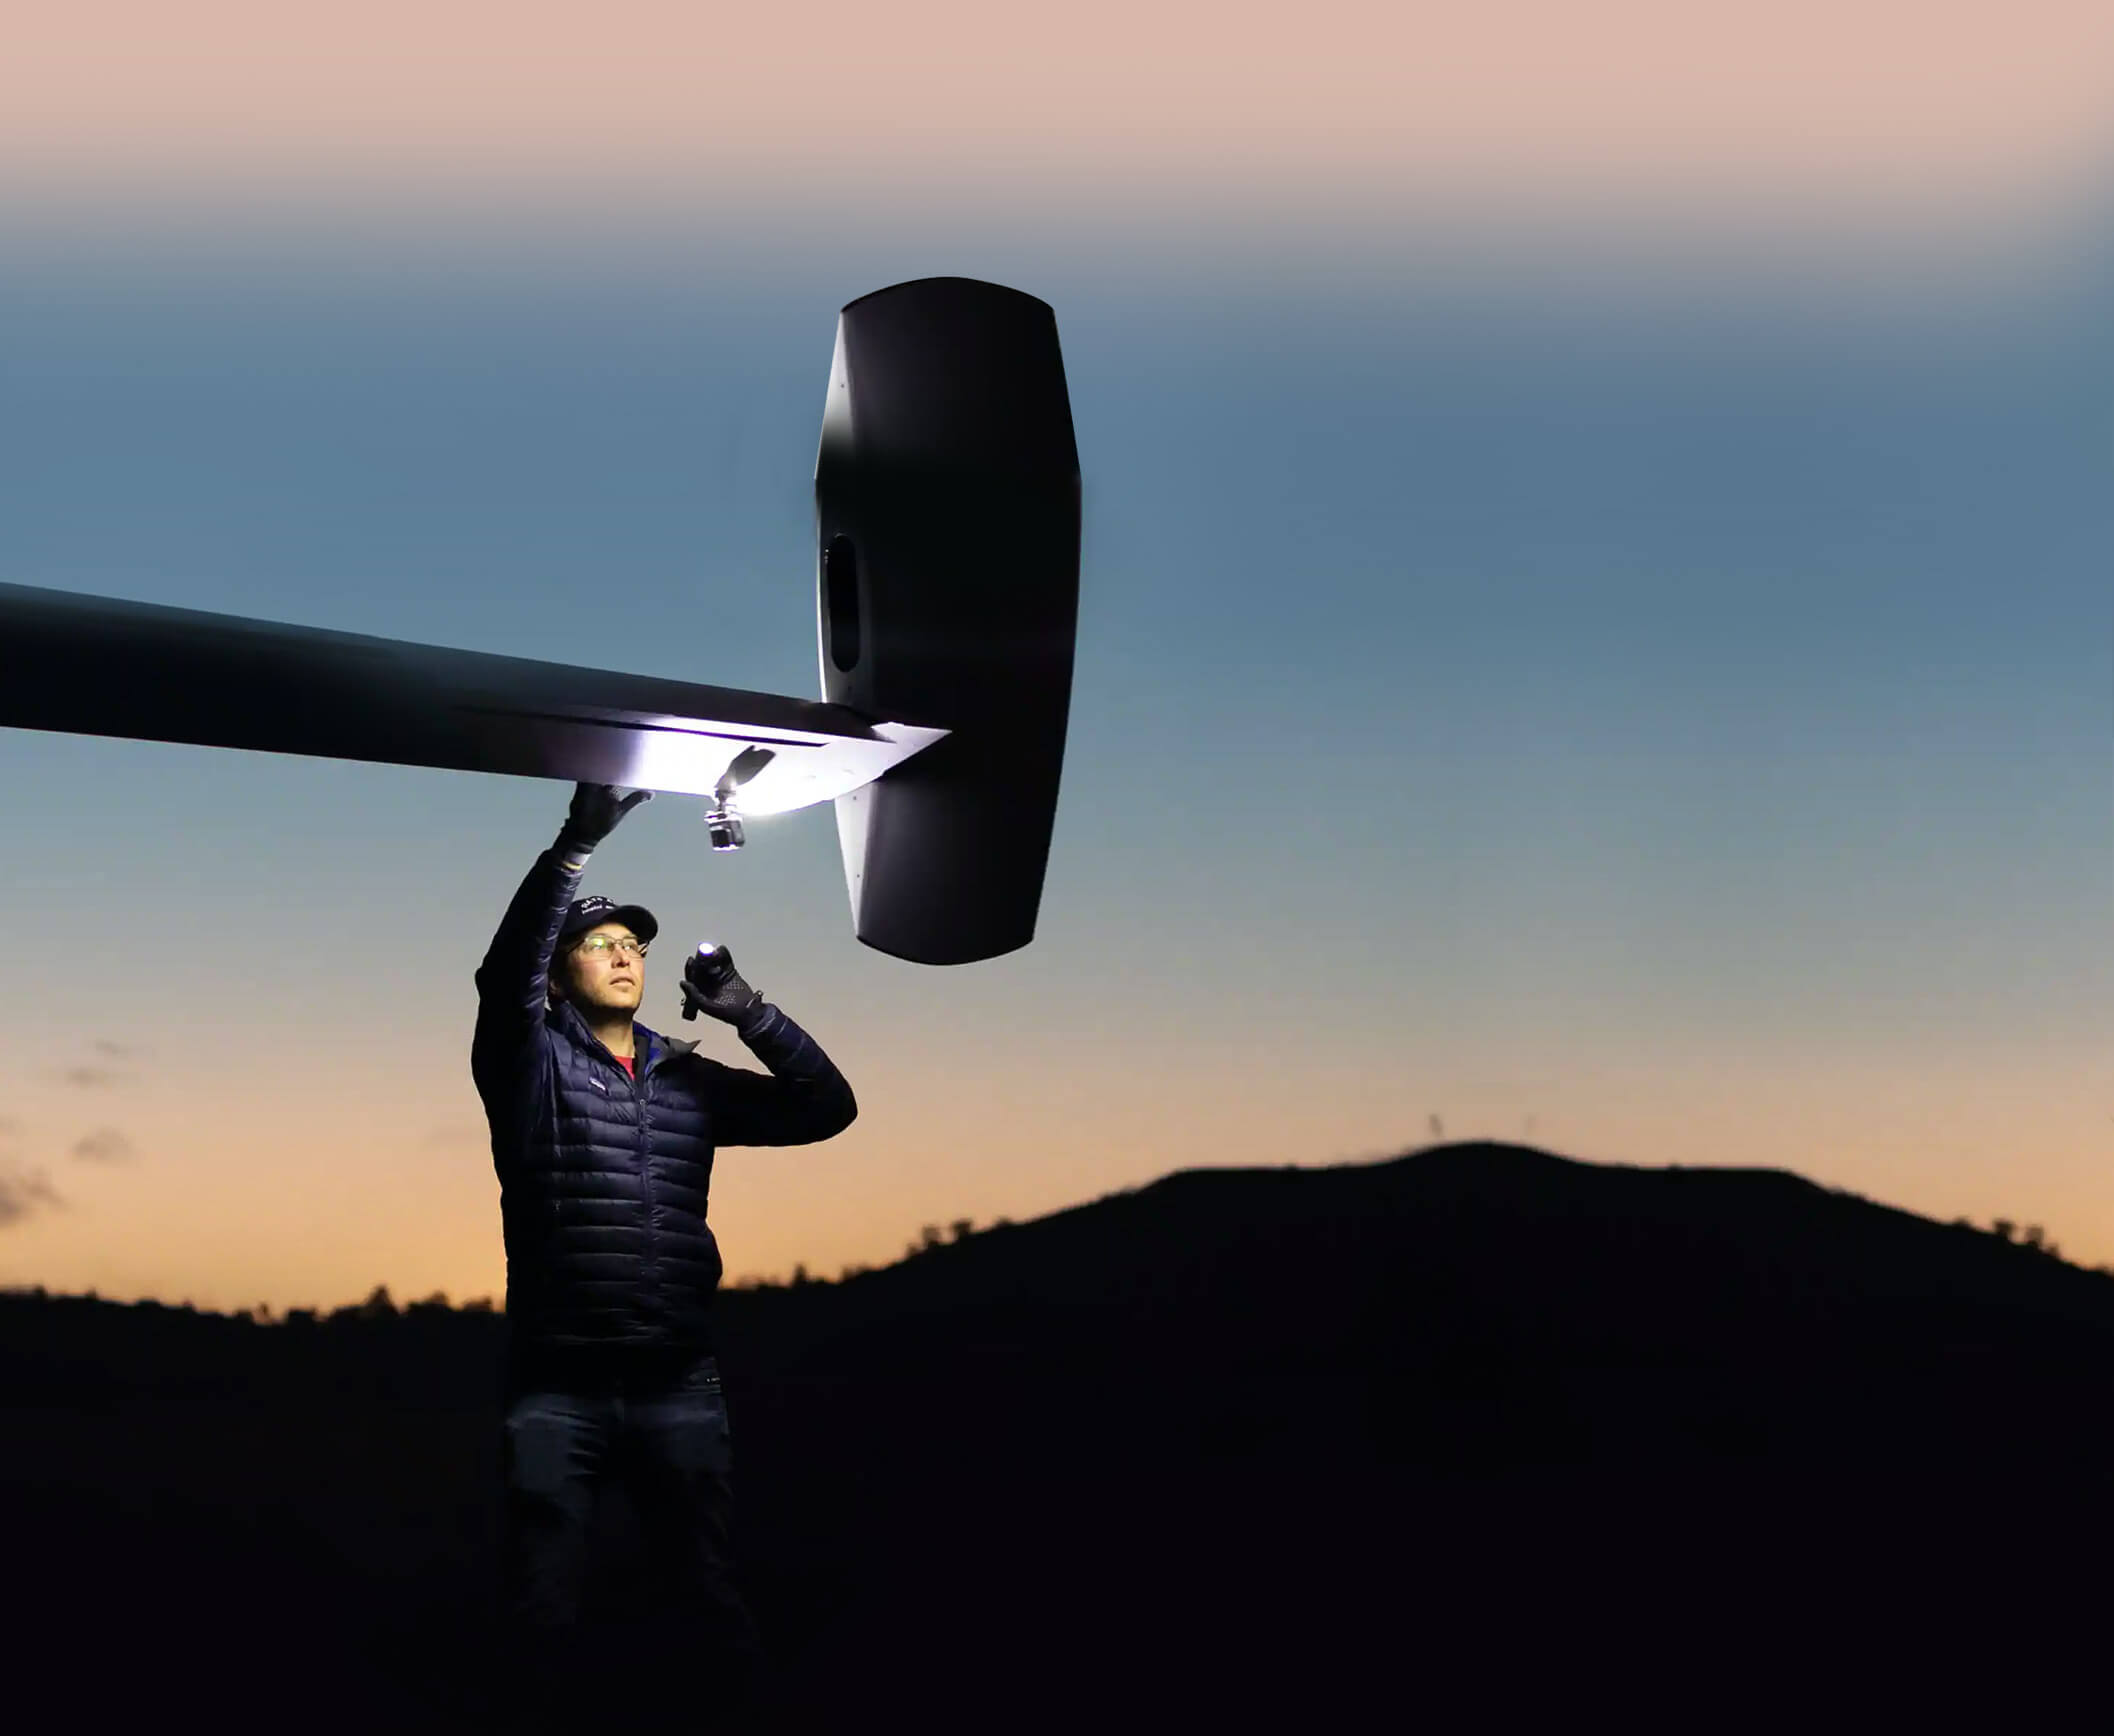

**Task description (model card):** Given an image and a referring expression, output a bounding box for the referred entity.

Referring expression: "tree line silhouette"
[18,1188,2091,1324]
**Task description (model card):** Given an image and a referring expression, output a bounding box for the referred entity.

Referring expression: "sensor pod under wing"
[817,277,1081,965]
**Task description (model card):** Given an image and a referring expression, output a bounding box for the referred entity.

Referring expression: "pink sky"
[6,2,2112,226]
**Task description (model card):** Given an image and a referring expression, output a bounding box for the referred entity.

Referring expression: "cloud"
[0,1167,64,1226]
[49,1041,148,1090]
[56,1065,124,1090]
[71,1128,136,1164]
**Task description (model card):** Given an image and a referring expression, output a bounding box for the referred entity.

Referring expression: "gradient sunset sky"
[0,2,2108,1311]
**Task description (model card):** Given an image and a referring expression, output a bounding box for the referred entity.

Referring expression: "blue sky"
[0,205,2106,1306]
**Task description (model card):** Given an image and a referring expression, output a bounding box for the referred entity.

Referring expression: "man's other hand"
[563,783,652,854]
[680,945,765,1027]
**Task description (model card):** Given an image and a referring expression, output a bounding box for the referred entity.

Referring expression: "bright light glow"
[725,722,948,816]
[608,717,945,814]
[615,727,751,799]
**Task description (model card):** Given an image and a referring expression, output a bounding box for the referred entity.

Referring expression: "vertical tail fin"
[816,278,1081,964]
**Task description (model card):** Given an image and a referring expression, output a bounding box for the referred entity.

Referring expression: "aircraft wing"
[0,580,946,816]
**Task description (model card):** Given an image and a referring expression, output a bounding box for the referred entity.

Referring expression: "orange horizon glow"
[3,1027,2106,1315]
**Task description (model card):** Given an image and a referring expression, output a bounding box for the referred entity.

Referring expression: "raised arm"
[471,784,649,1094]
[679,948,858,1146]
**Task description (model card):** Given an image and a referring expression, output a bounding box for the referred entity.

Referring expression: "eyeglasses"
[573,934,648,959]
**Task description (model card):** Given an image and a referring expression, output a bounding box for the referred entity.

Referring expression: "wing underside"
[0,582,945,815]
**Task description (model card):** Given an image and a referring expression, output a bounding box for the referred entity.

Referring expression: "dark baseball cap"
[560,895,659,947]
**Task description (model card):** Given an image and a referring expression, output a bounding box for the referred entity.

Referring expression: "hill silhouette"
[5,1142,2108,1729]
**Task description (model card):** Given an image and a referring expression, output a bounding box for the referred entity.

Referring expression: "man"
[473,781,857,1725]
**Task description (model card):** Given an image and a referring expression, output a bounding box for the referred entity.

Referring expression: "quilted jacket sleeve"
[471,838,583,1109]
[699,1002,859,1147]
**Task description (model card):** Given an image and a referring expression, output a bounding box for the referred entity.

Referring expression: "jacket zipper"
[631,1037,660,1314]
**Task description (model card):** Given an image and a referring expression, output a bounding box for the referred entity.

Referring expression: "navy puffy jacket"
[472,838,857,1354]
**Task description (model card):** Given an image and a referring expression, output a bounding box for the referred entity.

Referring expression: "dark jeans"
[497,1350,759,1729]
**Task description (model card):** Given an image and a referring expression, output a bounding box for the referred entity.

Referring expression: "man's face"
[556,922,647,1015]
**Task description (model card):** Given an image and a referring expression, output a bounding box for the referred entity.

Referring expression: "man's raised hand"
[562,783,652,857]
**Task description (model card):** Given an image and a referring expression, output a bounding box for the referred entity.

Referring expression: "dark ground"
[5,1142,2110,1730]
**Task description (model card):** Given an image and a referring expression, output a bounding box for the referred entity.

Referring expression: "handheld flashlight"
[679,943,734,1021]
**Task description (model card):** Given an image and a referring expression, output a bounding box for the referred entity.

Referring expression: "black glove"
[560,782,652,857]
[680,943,765,1027]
